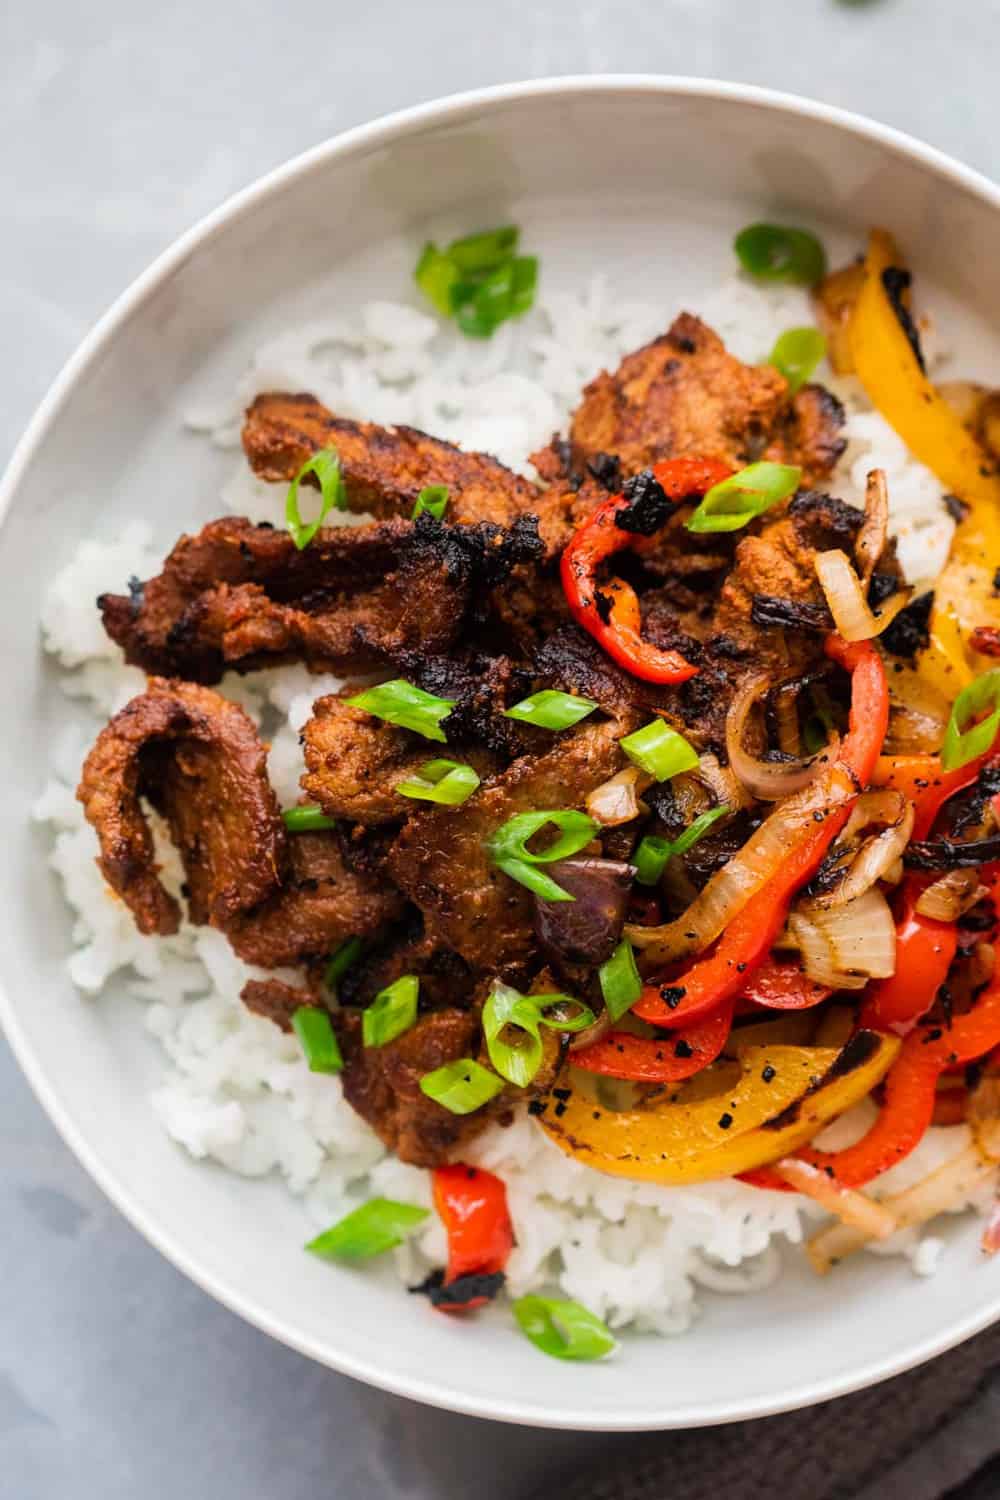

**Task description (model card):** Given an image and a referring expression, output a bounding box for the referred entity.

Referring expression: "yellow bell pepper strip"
[537,1032,899,1187]
[848,228,1000,695]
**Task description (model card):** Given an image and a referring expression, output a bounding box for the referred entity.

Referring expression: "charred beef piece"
[300,693,502,826]
[241,978,324,1031]
[530,624,666,723]
[387,720,630,976]
[77,678,284,936]
[242,392,570,548]
[764,385,847,480]
[337,910,477,1012]
[226,829,404,968]
[99,512,542,684]
[335,1007,494,1166]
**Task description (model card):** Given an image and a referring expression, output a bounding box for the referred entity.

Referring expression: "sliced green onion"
[483,983,595,1088]
[768,327,827,394]
[734,223,827,286]
[488,809,599,866]
[941,669,1000,771]
[285,447,346,550]
[414,242,459,316]
[512,1294,617,1362]
[282,804,337,833]
[503,690,599,730]
[362,975,419,1048]
[325,935,363,991]
[419,1058,505,1114]
[686,461,801,535]
[412,484,449,520]
[347,679,455,742]
[306,1198,429,1261]
[395,758,480,805]
[633,834,671,887]
[455,261,515,339]
[509,256,538,318]
[447,224,519,272]
[495,857,576,903]
[620,720,699,781]
[291,1006,343,1074]
[598,938,642,1021]
[671,803,730,856]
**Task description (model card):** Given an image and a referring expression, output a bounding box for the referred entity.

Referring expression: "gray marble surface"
[3,2,1000,1496]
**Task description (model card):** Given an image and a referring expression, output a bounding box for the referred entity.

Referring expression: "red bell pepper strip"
[431,1165,514,1311]
[570,996,735,1082]
[748,971,1000,1190]
[633,637,889,1028]
[740,957,831,1011]
[560,456,733,684]
[874,734,1000,841]
[859,881,957,1033]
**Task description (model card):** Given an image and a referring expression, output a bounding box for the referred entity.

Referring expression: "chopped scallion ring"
[483,983,595,1087]
[291,1006,343,1074]
[413,226,538,336]
[488,809,599,866]
[686,462,801,535]
[941,669,1000,770]
[282,804,337,833]
[670,802,730,856]
[419,1058,505,1114]
[363,975,419,1048]
[619,720,699,781]
[503,690,598,730]
[285,447,346,550]
[396,758,480,806]
[633,834,672,887]
[412,484,450,520]
[306,1198,429,1261]
[325,935,363,992]
[768,327,827,394]
[447,224,519,271]
[512,1294,617,1362]
[598,938,642,1021]
[347,679,455,742]
[734,223,827,286]
[414,242,459,316]
[494,857,577,903]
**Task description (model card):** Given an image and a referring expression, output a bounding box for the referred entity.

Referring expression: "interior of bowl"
[5,78,1000,1430]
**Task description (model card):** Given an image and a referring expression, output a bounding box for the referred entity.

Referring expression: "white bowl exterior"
[5,78,1000,1430]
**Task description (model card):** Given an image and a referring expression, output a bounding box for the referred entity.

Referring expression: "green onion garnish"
[633,803,730,886]
[598,938,642,1021]
[414,226,538,337]
[347,679,455,743]
[291,1006,343,1074]
[503,690,599,731]
[512,1294,617,1362]
[282,804,337,833]
[734,223,827,286]
[768,327,827,394]
[395,758,480,806]
[325,935,363,991]
[306,1198,429,1261]
[685,461,801,535]
[670,803,730,855]
[619,720,699,781]
[285,448,346,550]
[488,809,599,901]
[412,484,449,520]
[483,983,595,1088]
[419,1058,505,1114]
[941,669,1000,770]
[362,974,419,1048]
[494,858,577,903]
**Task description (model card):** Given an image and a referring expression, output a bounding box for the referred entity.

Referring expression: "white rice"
[35,274,989,1338]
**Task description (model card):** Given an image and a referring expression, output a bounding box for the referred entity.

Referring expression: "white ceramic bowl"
[5,77,1000,1431]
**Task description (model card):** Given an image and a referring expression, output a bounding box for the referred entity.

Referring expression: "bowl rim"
[5,73,1000,1431]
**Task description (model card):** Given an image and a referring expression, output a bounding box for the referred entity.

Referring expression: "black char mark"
[881,266,926,374]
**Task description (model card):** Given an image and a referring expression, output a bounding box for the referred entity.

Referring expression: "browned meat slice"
[226,829,405,968]
[337,912,477,1012]
[530,624,665,723]
[301,694,501,826]
[539,312,845,492]
[335,1007,492,1166]
[387,720,630,976]
[77,678,284,936]
[242,392,565,542]
[242,978,323,1031]
[99,513,542,684]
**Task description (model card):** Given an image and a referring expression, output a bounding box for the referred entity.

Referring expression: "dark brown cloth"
[530,1323,1000,1500]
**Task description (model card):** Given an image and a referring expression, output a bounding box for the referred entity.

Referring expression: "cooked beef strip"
[242,977,324,1031]
[300,692,502,826]
[242,392,574,547]
[386,719,631,977]
[226,829,404,968]
[765,385,848,480]
[99,512,542,684]
[337,912,476,1012]
[334,1007,494,1166]
[77,678,284,937]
